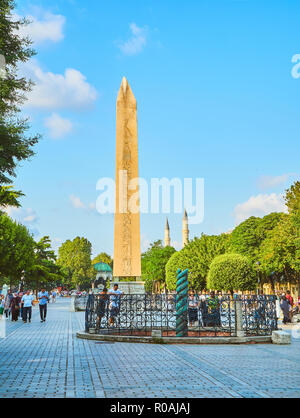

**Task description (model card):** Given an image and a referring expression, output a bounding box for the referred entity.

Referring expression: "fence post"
[176,268,188,337]
[235,299,245,337]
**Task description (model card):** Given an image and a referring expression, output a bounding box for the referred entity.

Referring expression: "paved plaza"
[0,298,300,398]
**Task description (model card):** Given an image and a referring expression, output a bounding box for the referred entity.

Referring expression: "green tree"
[0,1,40,206]
[285,181,300,265]
[25,236,61,297]
[258,182,300,283]
[259,215,299,281]
[207,253,256,293]
[229,213,282,265]
[57,237,94,290]
[0,185,23,208]
[165,234,230,291]
[0,212,35,287]
[92,252,113,268]
[141,240,176,292]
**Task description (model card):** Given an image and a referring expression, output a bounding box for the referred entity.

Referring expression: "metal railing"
[82,293,277,337]
[241,295,278,336]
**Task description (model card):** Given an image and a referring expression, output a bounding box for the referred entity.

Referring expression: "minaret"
[182,210,189,247]
[164,218,170,247]
[113,77,141,279]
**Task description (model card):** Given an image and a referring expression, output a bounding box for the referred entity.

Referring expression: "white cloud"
[45,113,73,139]
[234,193,288,224]
[15,12,65,44]
[257,174,289,190]
[5,207,38,225]
[69,196,98,212]
[117,23,147,56]
[70,195,86,209]
[23,61,98,110]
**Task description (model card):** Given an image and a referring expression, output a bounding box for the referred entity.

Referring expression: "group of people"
[0,288,52,323]
[93,286,224,329]
[187,289,298,327]
[95,284,123,328]
[278,290,297,324]
[187,290,222,327]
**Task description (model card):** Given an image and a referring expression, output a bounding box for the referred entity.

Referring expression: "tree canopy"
[258,182,300,281]
[0,212,35,286]
[141,240,176,292]
[0,0,40,207]
[25,236,63,293]
[92,252,113,268]
[165,233,230,291]
[207,253,256,292]
[229,213,282,266]
[57,237,94,290]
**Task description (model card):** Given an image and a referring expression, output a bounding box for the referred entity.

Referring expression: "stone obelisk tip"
[121,77,128,95]
[118,77,136,103]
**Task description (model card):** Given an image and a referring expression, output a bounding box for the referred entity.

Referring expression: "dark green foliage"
[25,236,63,291]
[0,212,35,285]
[0,1,40,206]
[229,213,282,265]
[165,234,230,291]
[142,240,176,292]
[207,253,256,292]
[57,237,94,290]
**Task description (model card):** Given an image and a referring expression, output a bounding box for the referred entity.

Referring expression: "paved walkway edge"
[76,331,272,344]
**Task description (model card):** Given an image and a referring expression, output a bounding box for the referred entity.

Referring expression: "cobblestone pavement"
[0,298,300,398]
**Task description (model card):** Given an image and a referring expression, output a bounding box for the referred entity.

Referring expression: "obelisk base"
[110,277,145,294]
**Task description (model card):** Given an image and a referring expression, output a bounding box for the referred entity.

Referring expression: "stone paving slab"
[0,298,300,398]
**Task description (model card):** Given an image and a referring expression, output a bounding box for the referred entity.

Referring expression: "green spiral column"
[176,268,188,337]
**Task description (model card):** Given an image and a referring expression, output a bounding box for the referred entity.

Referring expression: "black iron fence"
[81,293,277,338]
[241,295,278,336]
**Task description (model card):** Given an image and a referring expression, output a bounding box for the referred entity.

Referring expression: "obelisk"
[113,77,141,280]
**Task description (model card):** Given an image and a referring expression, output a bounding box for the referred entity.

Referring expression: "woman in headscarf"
[280,295,291,324]
[10,293,21,321]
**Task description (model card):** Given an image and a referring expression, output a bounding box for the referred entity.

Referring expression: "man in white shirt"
[21,290,34,323]
[108,284,123,326]
[38,288,49,322]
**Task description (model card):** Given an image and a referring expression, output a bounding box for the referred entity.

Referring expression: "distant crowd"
[0,288,61,323]
[0,285,298,328]
[186,289,299,327]
[91,286,300,329]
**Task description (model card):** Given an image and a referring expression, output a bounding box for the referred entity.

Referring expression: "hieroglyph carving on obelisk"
[113,77,141,278]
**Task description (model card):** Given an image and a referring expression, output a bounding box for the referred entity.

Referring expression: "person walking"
[38,288,49,322]
[21,290,34,323]
[51,290,57,303]
[96,288,109,328]
[0,294,5,316]
[18,292,24,321]
[280,295,291,324]
[108,284,123,327]
[4,290,13,319]
[10,293,21,321]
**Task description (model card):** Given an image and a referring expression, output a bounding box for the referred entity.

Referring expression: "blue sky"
[8,0,300,256]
